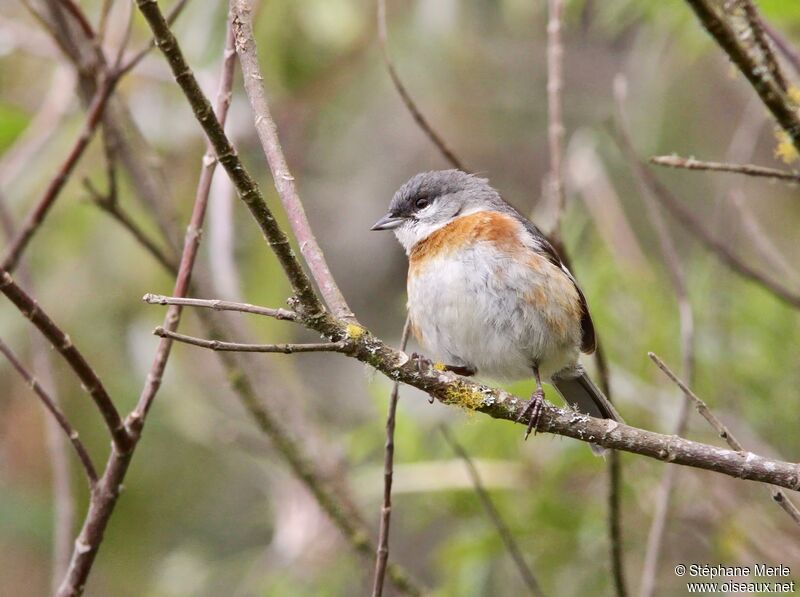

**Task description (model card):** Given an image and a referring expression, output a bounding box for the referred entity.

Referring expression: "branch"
[371,317,411,597]
[56,16,239,597]
[144,296,800,493]
[0,270,129,450]
[143,293,297,321]
[0,337,98,485]
[683,0,800,155]
[738,0,788,93]
[135,0,331,328]
[440,424,545,597]
[650,155,800,184]
[649,353,800,527]
[375,0,466,171]
[545,0,567,237]
[154,327,347,354]
[1,72,118,272]
[230,0,355,323]
[610,124,800,310]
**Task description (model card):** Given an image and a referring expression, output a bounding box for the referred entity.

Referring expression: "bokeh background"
[2,0,800,595]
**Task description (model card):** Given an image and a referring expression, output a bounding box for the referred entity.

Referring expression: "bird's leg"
[516,365,545,440]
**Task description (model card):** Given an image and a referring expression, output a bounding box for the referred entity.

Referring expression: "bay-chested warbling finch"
[372,170,622,450]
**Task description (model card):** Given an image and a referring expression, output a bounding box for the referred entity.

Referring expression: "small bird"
[372,170,621,446]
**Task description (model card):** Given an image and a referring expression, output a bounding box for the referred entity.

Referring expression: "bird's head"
[371,170,503,253]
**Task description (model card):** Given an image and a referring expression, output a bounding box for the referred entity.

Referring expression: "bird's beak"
[370,213,405,231]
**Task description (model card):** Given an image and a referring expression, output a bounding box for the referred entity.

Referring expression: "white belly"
[407,245,581,381]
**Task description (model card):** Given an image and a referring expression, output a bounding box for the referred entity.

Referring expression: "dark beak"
[370,213,405,231]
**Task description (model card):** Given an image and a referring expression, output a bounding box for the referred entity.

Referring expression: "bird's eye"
[415,197,430,209]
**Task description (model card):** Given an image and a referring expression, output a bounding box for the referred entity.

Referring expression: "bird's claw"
[516,388,545,440]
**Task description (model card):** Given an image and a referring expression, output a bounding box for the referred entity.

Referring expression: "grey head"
[371,170,509,253]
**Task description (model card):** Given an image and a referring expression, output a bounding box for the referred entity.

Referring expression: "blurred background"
[2,0,800,595]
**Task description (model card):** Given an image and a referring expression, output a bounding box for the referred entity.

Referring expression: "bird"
[371,169,621,448]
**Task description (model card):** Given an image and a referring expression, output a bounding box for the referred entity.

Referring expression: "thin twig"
[0,270,129,450]
[116,0,190,77]
[143,293,297,321]
[1,73,119,272]
[736,0,788,93]
[230,0,356,323]
[135,0,330,329]
[546,0,567,237]
[683,0,800,155]
[375,0,466,171]
[615,77,696,597]
[56,17,240,597]
[371,317,411,597]
[650,155,800,184]
[648,353,800,527]
[153,327,347,354]
[440,424,545,597]
[88,185,176,275]
[609,124,800,310]
[0,337,98,485]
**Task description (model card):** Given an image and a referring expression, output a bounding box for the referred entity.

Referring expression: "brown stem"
[440,424,545,597]
[230,0,355,323]
[143,294,297,321]
[649,353,800,526]
[375,0,466,171]
[546,0,567,237]
[154,327,347,354]
[737,0,788,93]
[371,317,411,597]
[1,73,118,272]
[0,270,129,450]
[0,337,98,485]
[650,155,800,183]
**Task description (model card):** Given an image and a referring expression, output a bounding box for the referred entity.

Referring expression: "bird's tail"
[553,369,623,455]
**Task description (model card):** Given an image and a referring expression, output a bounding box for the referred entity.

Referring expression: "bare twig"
[440,424,545,597]
[375,0,466,171]
[230,0,355,323]
[116,0,190,77]
[135,0,330,328]
[87,183,176,274]
[56,18,240,597]
[0,270,129,450]
[143,294,298,321]
[683,0,800,155]
[649,353,800,526]
[614,77,696,597]
[371,317,411,597]
[610,124,800,310]
[0,337,98,485]
[1,73,119,272]
[154,327,347,354]
[545,0,567,237]
[650,155,800,184]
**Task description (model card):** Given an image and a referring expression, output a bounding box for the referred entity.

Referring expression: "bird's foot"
[411,353,437,403]
[516,387,545,441]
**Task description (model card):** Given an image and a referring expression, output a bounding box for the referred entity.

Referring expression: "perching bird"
[371,170,621,446]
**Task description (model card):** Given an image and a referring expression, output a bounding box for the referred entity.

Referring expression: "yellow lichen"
[788,86,800,107]
[442,383,485,411]
[345,323,366,340]
[774,129,799,165]
[433,362,446,371]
